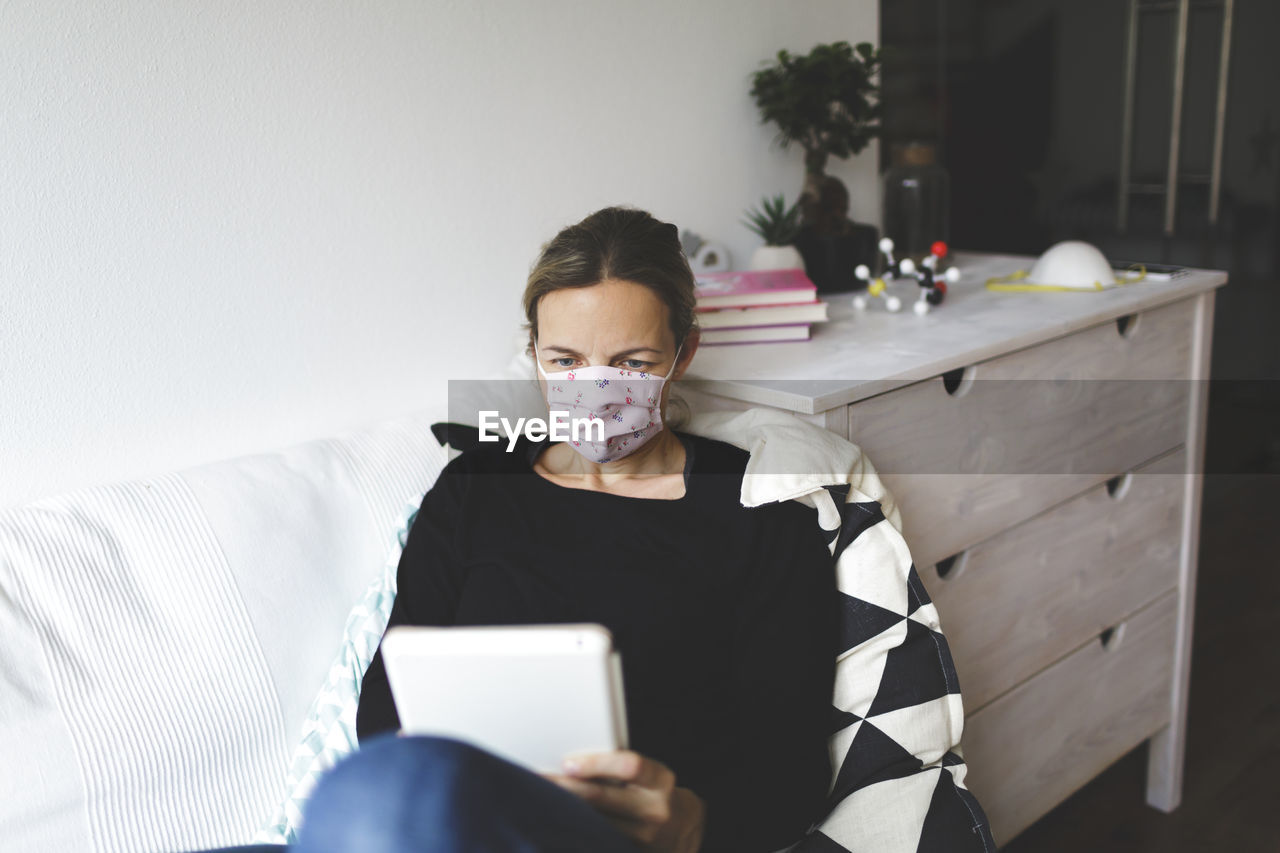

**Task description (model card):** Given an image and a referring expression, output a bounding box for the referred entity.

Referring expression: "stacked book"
[693,268,828,345]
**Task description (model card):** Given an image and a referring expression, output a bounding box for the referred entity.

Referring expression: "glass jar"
[882,142,950,261]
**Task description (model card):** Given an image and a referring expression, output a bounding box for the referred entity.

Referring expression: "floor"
[1001,381,1280,851]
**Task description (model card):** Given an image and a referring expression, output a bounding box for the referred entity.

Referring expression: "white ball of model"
[852,262,904,312]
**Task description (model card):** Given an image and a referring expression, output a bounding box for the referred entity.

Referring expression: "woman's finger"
[541,775,660,845]
[549,775,671,825]
[563,749,675,793]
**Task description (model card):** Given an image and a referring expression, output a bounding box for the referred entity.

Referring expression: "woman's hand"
[540,749,705,852]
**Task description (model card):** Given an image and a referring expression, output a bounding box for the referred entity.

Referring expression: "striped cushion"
[0,475,288,852]
[0,411,447,853]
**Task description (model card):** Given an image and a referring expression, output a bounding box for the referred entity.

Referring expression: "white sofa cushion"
[253,500,420,846]
[0,410,448,853]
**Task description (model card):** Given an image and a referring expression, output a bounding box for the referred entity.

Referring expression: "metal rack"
[1116,0,1235,235]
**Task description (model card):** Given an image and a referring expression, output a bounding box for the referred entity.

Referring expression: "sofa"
[0,376,994,852]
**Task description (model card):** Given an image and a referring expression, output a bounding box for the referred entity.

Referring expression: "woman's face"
[533,278,692,394]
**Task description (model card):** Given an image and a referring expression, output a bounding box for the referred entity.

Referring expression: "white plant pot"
[749,244,805,271]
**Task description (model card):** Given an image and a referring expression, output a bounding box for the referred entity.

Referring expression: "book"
[696,301,829,329]
[700,323,811,345]
[693,268,817,309]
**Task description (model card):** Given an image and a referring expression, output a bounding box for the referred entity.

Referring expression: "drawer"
[847,298,1195,565]
[928,447,1185,711]
[960,589,1178,846]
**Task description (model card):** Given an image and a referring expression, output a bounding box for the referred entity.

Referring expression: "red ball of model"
[931,241,948,258]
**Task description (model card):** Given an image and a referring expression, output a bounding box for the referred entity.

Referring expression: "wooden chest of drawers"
[680,252,1225,845]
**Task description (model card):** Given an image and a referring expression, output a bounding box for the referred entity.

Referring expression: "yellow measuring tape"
[985,265,1147,292]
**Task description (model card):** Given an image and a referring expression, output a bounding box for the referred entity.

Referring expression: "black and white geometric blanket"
[684,408,996,853]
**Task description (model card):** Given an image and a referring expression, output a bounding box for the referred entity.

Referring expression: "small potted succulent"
[750,40,883,291]
[742,193,804,270]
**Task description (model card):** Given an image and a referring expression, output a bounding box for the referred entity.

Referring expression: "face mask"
[534,341,683,464]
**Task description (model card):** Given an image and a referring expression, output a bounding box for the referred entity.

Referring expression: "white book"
[700,324,811,345]
[696,301,829,330]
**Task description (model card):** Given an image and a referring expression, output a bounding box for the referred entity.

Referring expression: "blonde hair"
[521,205,698,429]
[522,205,698,353]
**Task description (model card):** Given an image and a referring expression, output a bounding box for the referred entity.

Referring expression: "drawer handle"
[935,550,969,581]
[1105,472,1133,500]
[1099,623,1126,651]
[941,365,976,398]
[1115,313,1141,339]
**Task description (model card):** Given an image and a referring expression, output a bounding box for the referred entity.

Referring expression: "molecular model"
[854,238,962,315]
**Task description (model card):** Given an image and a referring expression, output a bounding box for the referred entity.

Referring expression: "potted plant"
[742,193,804,270]
[750,40,883,292]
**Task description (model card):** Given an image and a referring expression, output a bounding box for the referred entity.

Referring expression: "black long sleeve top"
[356,429,839,853]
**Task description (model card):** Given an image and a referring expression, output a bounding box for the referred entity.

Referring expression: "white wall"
[0,0,879,509]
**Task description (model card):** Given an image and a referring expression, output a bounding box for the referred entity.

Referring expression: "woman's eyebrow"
[542,345,664,358]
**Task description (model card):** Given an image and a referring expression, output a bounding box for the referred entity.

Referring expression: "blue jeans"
[199,733,639,853]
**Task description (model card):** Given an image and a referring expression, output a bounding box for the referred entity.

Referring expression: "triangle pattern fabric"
[862,697,965,770]
[832,619,902,718]
[823,482,852,505]
[672,409,995,850]
[866,619,957,717]
[823,717,862,803]
[940,748,974,794]
[829,706,860,736]
[905,563,932,615]
[813,768,942,853]
[818,485,851,542]
[792,829,858,852]
[830,501,885,564]
[824,712,865,794]
[833,527,910,616]
[917,764,998,852]
[898,617,962,698]
[836,592,906,657]
[907,602,944,631]
[827,719,924,807]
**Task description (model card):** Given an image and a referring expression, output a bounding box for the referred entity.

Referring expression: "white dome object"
[886,296,902,312]
[900,258,916,275]
[1027,240,1118,290]
[852,295,867,310]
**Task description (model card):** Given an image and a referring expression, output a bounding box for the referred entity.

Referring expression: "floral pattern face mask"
[533,340,683,464]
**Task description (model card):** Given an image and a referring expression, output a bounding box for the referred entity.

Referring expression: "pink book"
[694,298,818,313]
[693,268,817,309]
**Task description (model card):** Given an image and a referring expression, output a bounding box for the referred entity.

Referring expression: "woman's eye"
[620,359,650,369]
[552,357,576,368]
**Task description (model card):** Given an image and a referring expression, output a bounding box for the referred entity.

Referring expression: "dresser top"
[682,251,1227,414]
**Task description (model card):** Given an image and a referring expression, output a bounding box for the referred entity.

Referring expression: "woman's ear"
[673,328,700,380]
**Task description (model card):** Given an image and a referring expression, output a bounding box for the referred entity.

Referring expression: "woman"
[210,206,839,853]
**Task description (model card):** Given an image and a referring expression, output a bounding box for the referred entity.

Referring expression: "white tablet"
[379,623,629,774]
